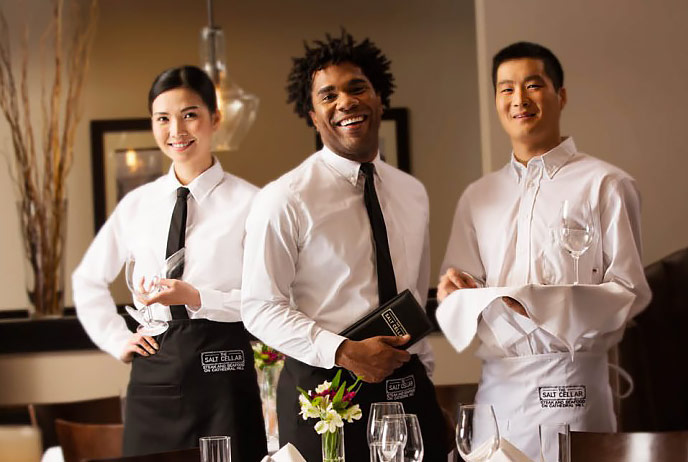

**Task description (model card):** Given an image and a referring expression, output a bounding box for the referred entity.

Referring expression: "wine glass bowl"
[398,414,424,462]
[455,404,499,462]
[368,402,405,446]
[124,255,170,336]
[558,200,595,284]
[379,414,408,462]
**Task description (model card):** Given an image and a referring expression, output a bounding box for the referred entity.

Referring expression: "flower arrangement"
[252,342,285,370]
[252,342,285,452]
[298,370,362,462]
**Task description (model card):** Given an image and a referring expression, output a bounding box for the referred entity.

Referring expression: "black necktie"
[360,162,398,305]
[166,186,190,319]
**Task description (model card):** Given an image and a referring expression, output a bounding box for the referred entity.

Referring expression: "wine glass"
[455,404,499,462]
[368,402,405,461]
[123,249,185,336]
[200,435,231,462]
[558,200,595,284]
[398,414,424,462]
[378,414,408,462]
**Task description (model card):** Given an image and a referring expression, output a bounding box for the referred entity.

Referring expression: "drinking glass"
[124,248,184,336]
[455,404,499,462]
[200,435,231,462]
[378,414,408,462]
[539,423,570,462]
[558,200,594,284]
[398,414,424,462]
[368,402,405,461]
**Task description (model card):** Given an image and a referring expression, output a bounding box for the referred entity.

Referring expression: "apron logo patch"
[382,309,408,336]
[200,350,245,373]
[386,375,416,400]
[538,385,586,408]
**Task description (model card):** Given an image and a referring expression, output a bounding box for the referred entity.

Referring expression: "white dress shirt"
[241,147,433,371]
[73,159,258,359]
[438,137,651,358]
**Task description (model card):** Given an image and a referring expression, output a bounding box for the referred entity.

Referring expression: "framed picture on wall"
[90,118,170,233]
[315,107,410,173]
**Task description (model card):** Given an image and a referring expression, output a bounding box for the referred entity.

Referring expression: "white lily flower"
[315,381,331,394]
[314,420,329,434]
[342,404,362,423]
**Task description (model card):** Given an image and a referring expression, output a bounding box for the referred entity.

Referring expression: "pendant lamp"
[200,0,259,151]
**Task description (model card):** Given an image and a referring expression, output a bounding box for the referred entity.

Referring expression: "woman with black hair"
[73,65,266,461]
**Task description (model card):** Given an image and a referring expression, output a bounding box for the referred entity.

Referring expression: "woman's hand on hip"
[120,333,159,363]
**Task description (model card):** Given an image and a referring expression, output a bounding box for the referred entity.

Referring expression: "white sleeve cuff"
[314,330,348,369]
[193,288,224,314]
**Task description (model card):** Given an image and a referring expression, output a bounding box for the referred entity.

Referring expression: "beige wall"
[475,0,688,265]
[0,0,482,403]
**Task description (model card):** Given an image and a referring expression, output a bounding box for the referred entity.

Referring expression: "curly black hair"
[286,29,395,127]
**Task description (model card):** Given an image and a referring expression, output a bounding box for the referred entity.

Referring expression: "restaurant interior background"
[1,0,686,407]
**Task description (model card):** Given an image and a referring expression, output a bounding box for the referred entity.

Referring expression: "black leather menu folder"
[339,289,434,349]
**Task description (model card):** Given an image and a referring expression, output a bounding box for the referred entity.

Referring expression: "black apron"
[277,355,448,462]
[123,319,267,462]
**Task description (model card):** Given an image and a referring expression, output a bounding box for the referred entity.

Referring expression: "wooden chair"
[570,430,688,462]
[87,447,200,462]
[55,419,124,462]
[619,247,688,432]
[29,395,122,450]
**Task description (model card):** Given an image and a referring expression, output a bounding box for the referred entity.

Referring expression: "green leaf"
[332,381,345,404]
[297,387,311,402]
[330,369,342,389]
[347,376,362,392]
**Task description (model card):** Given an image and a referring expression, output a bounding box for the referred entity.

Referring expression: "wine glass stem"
[573,255,580,285]
[143,306,152,326]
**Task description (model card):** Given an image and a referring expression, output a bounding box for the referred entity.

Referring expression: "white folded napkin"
[490,438,534,462]
[260,443,308,462]
[41,446,65,462]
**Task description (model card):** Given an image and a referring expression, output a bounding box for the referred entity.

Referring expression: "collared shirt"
[439,137,651,358]
[73,159,258,359]
[241,147,433,371]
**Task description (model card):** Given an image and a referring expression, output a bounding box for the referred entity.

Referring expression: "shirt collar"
[509,136,577,182]
[163,157,224,203]
[319,145,383,187]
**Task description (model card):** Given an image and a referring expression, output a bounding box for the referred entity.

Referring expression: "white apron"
[475,351,616,461]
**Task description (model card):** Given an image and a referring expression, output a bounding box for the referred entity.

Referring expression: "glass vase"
[258,363,283,453]
[322,426,345,462]
[16,199,67,317]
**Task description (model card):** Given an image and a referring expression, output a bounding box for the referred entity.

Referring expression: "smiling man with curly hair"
[242,30,448,461]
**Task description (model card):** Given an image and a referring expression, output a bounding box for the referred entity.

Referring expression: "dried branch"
[0,0,98,316]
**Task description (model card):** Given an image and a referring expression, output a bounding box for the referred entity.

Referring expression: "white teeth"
[339,116,365,127]
[170,141,192,148]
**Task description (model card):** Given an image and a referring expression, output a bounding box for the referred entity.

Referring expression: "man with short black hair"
[437,41,651,459]
[242,31,447,461]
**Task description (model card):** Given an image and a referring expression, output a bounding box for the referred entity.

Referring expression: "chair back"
[29,395,122,450]
[434,383,479,417]
[620,247,688,431]
[571,430,688,462]
[86,447,200,462]
[55,419,124,462]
